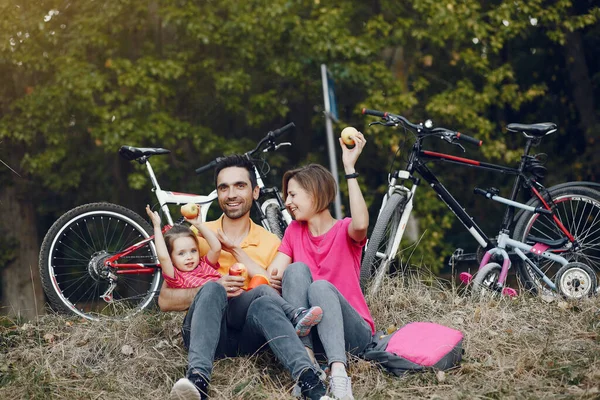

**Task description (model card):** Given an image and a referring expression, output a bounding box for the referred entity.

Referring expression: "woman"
[268,130,373,400]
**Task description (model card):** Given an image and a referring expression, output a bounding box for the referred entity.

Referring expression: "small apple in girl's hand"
[341,127,358,146]
[181,203,199,218]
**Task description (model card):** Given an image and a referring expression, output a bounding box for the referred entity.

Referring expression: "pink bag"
[361,322,464,376]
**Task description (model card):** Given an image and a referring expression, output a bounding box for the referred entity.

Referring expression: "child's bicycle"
[464,188,597,299]
[38,124,294,320]
[360,108,600,297]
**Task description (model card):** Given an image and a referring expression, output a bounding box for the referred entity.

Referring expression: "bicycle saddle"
[119,146,171,161]
[506,122,557,138]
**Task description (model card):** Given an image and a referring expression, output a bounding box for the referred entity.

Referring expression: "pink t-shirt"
[279,218,375,333]
[162,257,221,289]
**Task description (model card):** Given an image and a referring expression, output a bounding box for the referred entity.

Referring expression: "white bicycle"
[38,124,294,320]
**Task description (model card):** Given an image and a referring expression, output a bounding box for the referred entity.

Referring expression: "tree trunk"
[564,30,599,179]
[0,168,45,320]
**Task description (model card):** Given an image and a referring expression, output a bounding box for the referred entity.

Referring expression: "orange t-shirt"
[197,215,281,286]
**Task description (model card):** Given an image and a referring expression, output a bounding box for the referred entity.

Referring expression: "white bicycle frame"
[144,156,292,230]
[254,165,293,229]
[144,157,217,225]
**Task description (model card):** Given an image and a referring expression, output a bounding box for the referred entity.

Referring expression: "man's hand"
[269,267,282,292]
[217,229,237,253]
[218,274,245,298]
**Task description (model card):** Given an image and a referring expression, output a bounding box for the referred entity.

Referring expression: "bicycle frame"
[383,138,575,254]
[144,156,217,226]
[105,140,292,280]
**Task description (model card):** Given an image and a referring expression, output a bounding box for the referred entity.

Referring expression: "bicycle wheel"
[513,186,600,295]
[264,203,287,240]
[39,202,162,320]
[360,192,407,294]
[471,263,502,299]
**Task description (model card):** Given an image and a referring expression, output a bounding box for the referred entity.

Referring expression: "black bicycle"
[360,108,600,297]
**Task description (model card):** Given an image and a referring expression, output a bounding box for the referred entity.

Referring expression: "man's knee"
[249,283,280,298]
[283,262,311,281]
[192,281,227,307]
[246,296,283,325]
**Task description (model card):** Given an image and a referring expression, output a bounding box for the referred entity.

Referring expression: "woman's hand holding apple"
[341,126,358,146]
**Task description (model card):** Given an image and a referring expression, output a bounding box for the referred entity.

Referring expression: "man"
[158,155,328,400]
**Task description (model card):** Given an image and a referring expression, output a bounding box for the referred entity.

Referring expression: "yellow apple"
[180,203,199,218]
[341,127,358,146]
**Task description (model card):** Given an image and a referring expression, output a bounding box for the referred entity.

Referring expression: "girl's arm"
[339,132,369,242]
[188,216,221,266]
[145,205,176,279]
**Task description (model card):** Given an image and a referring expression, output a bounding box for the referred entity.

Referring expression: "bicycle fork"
[372,171,417,260]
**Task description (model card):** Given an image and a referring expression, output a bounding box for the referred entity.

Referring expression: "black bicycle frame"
[396,137,552,251]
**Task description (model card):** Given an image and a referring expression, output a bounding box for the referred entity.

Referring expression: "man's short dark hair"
[214,155,258,189]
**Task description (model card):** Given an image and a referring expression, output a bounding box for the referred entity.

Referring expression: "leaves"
[0,0,598,271]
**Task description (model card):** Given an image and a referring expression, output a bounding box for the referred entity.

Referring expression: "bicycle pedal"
[502,287,518,297]
[459,272,473,284]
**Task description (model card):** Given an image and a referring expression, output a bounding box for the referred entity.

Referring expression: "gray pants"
[282,262,372,366]
[181,281,316,380]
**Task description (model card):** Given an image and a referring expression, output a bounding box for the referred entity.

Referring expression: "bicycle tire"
[264,203,287,240]
[360,192,407,294]
[555,262,596,299]
[39,202,162,320]
[512,186,600,295]
[513,181,600,223]
[471,262,502,299]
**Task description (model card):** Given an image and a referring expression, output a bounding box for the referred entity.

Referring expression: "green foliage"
[0,0,598,273]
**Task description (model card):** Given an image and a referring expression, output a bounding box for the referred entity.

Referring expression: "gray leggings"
[282,262,372,366]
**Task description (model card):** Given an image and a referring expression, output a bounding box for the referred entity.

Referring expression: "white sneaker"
[328,375,354,400]
[170,378,202,400]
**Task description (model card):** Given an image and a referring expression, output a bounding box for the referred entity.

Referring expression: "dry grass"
[2,273,600,399]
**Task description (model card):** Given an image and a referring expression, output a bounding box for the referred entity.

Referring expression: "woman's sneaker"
[169,372,209,400]
[329,374,354,400]
[292,306,323,337]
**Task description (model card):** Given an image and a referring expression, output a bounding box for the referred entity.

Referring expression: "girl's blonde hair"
[282,164,337,213]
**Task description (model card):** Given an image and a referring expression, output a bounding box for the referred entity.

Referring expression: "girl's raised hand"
[184,212,203,227]
[145,205,161,228]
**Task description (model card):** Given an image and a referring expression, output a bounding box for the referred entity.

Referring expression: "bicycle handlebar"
[270,122,295,139]
[195,157,223,174]
[456,132,482,146]
[195,122,296,175]
[362,107,482,147]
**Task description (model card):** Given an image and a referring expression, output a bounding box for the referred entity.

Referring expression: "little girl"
[146,205,222,289]
[146,205,323,337]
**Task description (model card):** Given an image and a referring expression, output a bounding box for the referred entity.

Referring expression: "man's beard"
[221,200,253,220]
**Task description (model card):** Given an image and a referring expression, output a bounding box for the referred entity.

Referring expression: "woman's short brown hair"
[282,164,337,213]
